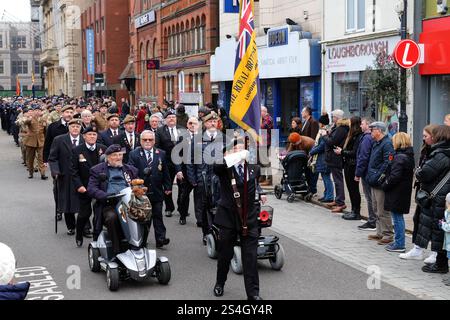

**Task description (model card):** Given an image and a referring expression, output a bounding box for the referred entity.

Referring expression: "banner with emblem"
[229,0,261,141]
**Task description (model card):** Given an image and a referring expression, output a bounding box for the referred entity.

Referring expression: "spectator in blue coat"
[366,122,395,245]
[309,114,334,203]
[355,118,376,231]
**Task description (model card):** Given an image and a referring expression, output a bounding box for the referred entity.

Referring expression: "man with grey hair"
[366,121,394,244]
[322,109,349,213]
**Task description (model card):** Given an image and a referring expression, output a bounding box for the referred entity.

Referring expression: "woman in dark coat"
[415,125,450,273]
[381,132,415,252]
[289,117,302,135]
[400,124,438,261]
[335,117,363,219]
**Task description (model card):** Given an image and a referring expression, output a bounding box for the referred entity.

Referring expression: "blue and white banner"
[86,29,95,75]
[224,0,240,13]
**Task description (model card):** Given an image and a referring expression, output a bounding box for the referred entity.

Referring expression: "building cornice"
[320,29,399,46]
[160,0,206,24]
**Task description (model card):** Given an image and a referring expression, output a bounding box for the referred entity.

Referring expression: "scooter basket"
[128,194,152,222]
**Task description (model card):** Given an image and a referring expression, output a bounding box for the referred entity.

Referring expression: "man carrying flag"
[213,0,266,301]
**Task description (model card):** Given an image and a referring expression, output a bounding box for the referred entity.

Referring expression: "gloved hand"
[224,150,250,168]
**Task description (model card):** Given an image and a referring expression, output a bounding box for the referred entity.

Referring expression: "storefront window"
[280,79,299,137]
[333,72,359,116]
[429,75,450,125]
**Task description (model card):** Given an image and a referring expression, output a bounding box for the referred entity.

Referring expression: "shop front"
[419,16,450,124]
[211,25,321,139]
[324,35,400,120]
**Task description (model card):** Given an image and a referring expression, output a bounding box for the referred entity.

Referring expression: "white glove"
[224,150,250,168]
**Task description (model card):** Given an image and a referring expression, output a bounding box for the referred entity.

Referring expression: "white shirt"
[86,143,96,151]
[71,135,80,146]
[127,132,135,148]
[168,126,178,141]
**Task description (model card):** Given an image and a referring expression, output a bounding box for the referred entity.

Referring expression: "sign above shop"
[268,28,288,47]
[419,16,450,75]
[135,10,156,29]
[394,40,421,69]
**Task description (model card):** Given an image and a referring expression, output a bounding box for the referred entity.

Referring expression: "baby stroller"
[274,150,311,203]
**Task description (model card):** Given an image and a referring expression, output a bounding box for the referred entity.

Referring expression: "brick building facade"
[133,0,219,108]
[81,0,129,103]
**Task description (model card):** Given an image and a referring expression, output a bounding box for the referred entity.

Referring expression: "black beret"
[107,113,120,121]
[82,126,98,135]
[105,144,123,155]
[68,119,83,126]
[164,109,176,118]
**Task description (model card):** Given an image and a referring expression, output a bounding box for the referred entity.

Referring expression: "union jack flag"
[237,0,254,60]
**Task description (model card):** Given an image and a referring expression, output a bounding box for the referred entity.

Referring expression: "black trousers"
[193,185,205,225]
[164,163,177,212]
[216,227,259,298]
[344,164,361,214]
[103,207,124,255]
[64,212,76,230]
[76,195,93,241]
[178,180,194,219]
[149,201,166,243]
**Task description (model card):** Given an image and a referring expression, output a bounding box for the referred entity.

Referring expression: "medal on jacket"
[98,149,103,156]
[158,159,162,171]
[124,172,131,184]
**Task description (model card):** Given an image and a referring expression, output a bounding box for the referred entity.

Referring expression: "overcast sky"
[0,1,31,22]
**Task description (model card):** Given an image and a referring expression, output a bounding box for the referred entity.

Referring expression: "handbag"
[415,170,450,209]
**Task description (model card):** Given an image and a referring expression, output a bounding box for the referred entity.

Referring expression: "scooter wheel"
[88,244,101,273]
[157,261,171,285]
[269,243,285,271]
[274,185,283,199]
[106,267,119,291]
[206,234,218,259]
[231,246,243,274]
[287,194,295,203]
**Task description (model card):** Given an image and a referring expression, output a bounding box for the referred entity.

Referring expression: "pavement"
[0,131,430,300]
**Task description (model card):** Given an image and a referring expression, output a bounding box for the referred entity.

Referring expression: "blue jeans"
[321,172,334,201]
[391,212,405,248]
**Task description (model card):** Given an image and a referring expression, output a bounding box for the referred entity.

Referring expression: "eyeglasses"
[142,138,154,142]
[188,122,198,125]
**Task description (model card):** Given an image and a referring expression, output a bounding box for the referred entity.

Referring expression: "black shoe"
[358,222,376,231]
[248,296,263,300]
[422,263,449,274]
[343,212,361,221]
[56,213,63,221]
[34,169,38,173]
[83,230,93,238]
[67,229,75,236]
[28,174,33,179]
[165,211,173,217]
[156,238,170,248]
[76,238,83,247]
[213,284,224,297]
[179,218,186,225]
[41,175,48,180]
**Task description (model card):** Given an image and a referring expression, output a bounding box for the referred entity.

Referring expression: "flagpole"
[242,135,249,237]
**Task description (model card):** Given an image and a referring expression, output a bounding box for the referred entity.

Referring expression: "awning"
[119,62,139,80]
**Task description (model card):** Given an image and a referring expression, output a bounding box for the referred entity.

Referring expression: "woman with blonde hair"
[381,132,415,253]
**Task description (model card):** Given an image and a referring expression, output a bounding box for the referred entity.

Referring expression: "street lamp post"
[399,0,408,133]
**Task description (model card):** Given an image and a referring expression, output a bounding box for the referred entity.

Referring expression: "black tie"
[238,164,244,180]
[113,130,117,136]
[147,151,153,166]
[170,128,176,142]
[72,139,77,147]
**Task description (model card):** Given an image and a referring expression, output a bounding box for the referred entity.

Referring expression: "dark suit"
[99,128,123,147]
[301,117,319,140]
[44,119,69,215]
[48,134,84,231]
[71,143,107,241]
[155,125,184,212]
[112,131,140,163]
[128,147,171,244]
[213,163,262,298]
[87,162,138,253]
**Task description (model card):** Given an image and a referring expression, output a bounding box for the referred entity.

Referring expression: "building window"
[34,61,40,74]
[0,35,2,48]
[12,36,26,49]
[102,51,105,64]
[101,17,105,31]
[346,0,365,33]
[11,61,28,74]
[95,21,99,33]
[178,71,185,93]
[96,53,100,65]
[0,61,3,74]
[34,36,41,49]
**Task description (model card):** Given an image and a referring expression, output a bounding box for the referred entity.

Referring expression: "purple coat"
[87,162,138,238]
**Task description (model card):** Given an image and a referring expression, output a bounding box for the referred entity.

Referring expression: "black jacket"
[155,125,185,171]
[213,163,262,231]
[48,134,85,213]
[323,119,349,169]
[414,140,450,252]
[381,147,415,214]
[112,131,140,163]
[71,143,107,193]
[43,119,68,162]
[342,132,363,167]
[128,147,171,203]
[98,128,124,147]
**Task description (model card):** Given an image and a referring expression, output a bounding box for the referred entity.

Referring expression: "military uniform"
[93,113,108,131]
[22,113,47,178]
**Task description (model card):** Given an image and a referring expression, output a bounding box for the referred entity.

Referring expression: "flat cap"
[123,115,136,124]
[369,121,387,132]
[61,105,74,112]
[105,144,124,155]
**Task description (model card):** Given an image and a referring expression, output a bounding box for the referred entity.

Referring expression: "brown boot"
[331,205,347,213]
[368,235,382,241]
[325,202,337,208]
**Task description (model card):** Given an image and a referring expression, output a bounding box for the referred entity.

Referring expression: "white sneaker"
[399,248,424,260]
[424,252,437,265]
